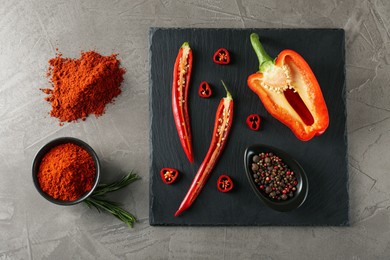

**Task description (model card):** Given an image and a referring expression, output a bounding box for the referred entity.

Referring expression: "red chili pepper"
[217,175,233,193]
[160,168,179,184]
[198,81,212,98]
[213,48,230,65]
[175,81,234,216]
[247,33,329,141]
[172,42,194,163]
[246,114,261,131]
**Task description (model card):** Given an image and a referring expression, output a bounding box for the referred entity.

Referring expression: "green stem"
[250,33,274,72]
[181,41,190,48]
[220,80,232,100]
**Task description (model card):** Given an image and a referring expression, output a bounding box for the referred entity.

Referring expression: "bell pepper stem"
[250,33,273,72]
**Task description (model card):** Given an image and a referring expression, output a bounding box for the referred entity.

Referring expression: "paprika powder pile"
[41,50,125,123]
[37,143,96,201]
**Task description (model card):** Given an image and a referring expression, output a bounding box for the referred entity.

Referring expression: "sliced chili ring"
[198,81,212,98]
[213,48,230,65]
[246,114,261,131]
[160,168,179,185]
[217,175,233,193]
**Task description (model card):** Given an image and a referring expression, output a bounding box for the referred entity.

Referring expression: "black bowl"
[244,144,308,212]
[32,137,101,205]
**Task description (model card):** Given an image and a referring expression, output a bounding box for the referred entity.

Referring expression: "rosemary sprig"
[92,171,140,197]
[84,197,137,228]
[84,171,140,228]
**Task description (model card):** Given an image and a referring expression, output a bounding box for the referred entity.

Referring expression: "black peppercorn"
[253,155,260,163]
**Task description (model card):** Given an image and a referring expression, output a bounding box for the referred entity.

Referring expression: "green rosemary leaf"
[92,171,140,197]
[84,197,137,228]
[84,171,140,228]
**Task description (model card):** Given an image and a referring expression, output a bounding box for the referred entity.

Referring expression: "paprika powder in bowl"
[244,144,308,212]
[32,137,101,205]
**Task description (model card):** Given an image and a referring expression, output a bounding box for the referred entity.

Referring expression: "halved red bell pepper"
[198,81,212,98]
[213,48,230,65]
[160,168,179,184]
[246,114,261,131]
[217,175,233,192]
[175,81,233,216]
[247,33,329,141]
[172,42,194,162]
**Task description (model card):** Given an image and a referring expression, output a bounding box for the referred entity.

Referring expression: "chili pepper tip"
[174,207,185,217]
[175,199,190,216]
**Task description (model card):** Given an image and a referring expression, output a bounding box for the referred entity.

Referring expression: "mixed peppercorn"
[251,152,298,201]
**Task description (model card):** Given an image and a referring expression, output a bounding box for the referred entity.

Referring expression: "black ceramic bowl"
[244,144,308,212]
[32,137,101,205]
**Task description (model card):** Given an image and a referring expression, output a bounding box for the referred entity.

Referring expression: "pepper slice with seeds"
[198,81,212,98]
[172,42,194,162]
[247,33,329,141]
[160,168,179,185]
[213,48,230,65]
[217,175,234,193]
[175,81,234,216]
[246,114,261,131]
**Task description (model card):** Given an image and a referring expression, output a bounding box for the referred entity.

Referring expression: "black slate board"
[149,28,348,226]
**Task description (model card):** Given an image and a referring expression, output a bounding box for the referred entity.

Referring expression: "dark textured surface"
[149,28,348,226]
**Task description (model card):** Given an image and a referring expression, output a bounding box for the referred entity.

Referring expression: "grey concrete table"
[1,0,389,259]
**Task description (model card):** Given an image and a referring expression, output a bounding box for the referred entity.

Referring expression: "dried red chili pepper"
[247,33,329,141]
[175,81,233,217]
[160,168,179,185]
[213,48,230,65]
[217,175,233,193]
[172,42,194,163]
[246,114,261,131]
[198,81,212,98]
